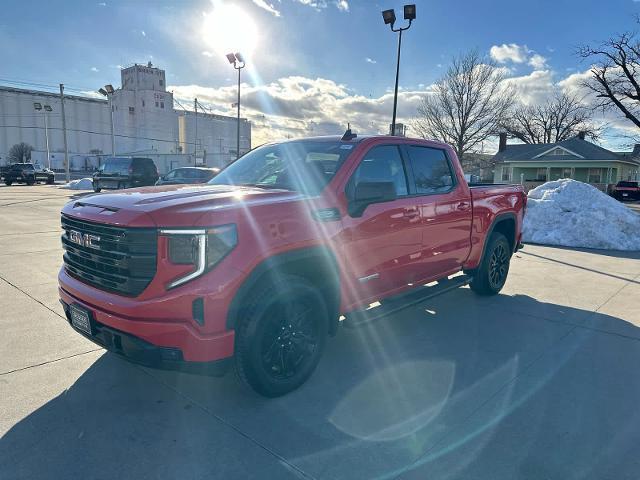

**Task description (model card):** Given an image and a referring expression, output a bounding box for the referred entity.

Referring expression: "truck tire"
[46,176,54,185]
[234,275,328,397]
[470,232,511,296]
[4,180,12,186]
[26,176,35,186]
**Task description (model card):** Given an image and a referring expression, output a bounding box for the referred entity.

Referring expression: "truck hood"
[62,184,305,227]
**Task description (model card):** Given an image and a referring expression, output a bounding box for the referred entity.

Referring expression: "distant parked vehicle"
[155,167,220,186]
[33,164,56,184]
[93,157,159,192]
[611,181,640,201]
[4,163,53,185]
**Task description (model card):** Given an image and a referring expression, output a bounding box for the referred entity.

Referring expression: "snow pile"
[58,178,94,190]
[523,179,640,251]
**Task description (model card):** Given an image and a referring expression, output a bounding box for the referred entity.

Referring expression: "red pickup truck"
[58,134,525,396]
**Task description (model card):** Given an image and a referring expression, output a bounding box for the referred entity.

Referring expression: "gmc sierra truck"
[58,134,526,397]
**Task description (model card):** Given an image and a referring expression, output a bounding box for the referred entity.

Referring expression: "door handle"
[456,202,470,211]
[403,208,420,218]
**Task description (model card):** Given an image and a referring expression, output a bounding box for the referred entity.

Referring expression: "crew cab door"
[403,144,472,279]
[339,144,423,304]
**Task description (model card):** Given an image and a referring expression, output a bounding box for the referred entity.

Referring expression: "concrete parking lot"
[1,185,640,480]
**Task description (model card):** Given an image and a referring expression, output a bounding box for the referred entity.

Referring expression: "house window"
[155,101,159,107]
[536,168,547,181]
[501,166,511,182]
[588,168,602,183]
[160,102,164,109]
[159,79,164,87]
[549,148,565,156]
[562,168,572,178]
[128,106,135,114]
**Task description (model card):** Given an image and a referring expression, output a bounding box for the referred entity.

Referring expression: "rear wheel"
[25,176,35,186]
[46,176,54,185]
[234,275,328,397]
[4,180,12,186]
[470,232,511,296]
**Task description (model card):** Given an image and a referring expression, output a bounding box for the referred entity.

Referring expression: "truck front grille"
[61,214,157,297]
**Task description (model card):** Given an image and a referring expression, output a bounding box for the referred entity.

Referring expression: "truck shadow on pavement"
[2,290,640,480]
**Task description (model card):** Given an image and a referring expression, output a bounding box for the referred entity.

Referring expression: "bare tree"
[8,142,33,163]
[578,25,640,130]
[413,50,513,164]
[501,93,599,144]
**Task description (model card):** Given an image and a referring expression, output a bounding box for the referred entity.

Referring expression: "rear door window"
[406,146,455,195]
[349,145,409,197]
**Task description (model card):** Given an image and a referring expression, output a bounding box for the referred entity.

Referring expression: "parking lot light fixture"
[226,52,246,160]
[98,85,116,155]
[382,4,416,136]
[33,103,52,168]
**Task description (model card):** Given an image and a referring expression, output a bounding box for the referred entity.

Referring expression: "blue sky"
[1,0,640,147]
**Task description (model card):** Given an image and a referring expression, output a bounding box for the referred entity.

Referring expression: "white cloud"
[201,51,214,57]
[293,0,350,12]
[365,57,376,64]
[141,30,146,37]
[490,43,548,71]
[504,69,555,105]
[90,66,99,72]
[97,1,106,5]
[169,76,425,144]
[251,0,281,17]
[528,54,547,70]
[490,43,530,64]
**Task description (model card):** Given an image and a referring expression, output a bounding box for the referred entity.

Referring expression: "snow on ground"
[522,179,640,251]
[58,178,94,190]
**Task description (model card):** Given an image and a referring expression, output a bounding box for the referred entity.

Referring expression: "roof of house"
[493,136,640,165]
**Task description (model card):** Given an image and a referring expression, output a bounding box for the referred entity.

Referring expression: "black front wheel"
[470,232,511,296]
[4,180,12,186]
[234,275,328,397]
[25,176,35,186]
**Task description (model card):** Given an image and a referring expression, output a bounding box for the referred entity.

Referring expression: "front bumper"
[60,299,231,375]
[59,282,236,369]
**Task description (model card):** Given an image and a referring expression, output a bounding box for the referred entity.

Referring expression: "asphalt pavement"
[1,185,640,480]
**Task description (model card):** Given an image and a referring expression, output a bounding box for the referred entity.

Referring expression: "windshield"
[209,141,354,195]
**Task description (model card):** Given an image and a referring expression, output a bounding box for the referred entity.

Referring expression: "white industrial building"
[0,63,251,171]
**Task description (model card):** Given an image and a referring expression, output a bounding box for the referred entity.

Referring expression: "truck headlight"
[161,225,237,289]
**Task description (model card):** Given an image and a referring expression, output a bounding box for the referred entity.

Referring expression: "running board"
[342,273,473,329]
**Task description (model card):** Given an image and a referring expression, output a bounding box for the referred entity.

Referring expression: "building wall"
[0,87,112,167]
[0,64,251,169]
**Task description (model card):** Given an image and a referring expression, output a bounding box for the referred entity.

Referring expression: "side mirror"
[348,181,397,217]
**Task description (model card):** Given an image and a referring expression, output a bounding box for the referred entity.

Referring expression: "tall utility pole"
[59,84,70,183]
[194,98,198,164]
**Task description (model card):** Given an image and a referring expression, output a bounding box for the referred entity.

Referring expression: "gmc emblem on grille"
[69,230,100,249]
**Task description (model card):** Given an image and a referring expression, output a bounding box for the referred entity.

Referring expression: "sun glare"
[202,3,258,59]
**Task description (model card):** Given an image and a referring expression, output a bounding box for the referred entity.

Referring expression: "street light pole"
[43,105,52,169]
[99,84,116,155]
[226,52,245,160]
[236,65,241,160]
[382,5,416,136]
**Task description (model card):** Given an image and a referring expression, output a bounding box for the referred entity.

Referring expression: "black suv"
[4,163,54,185]
[93,157,159,192]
